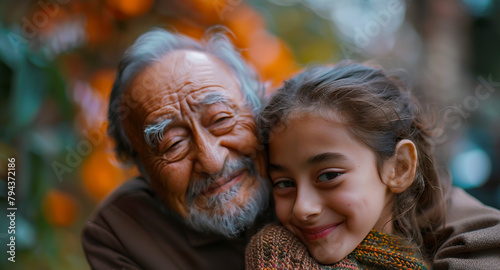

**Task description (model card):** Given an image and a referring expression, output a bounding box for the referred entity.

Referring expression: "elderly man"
[82,28,500,270]
[82,27,273,269]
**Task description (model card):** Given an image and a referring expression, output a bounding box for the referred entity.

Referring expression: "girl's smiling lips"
[297,222,343,241]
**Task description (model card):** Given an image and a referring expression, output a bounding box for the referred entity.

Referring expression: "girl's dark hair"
[258,60,446,259]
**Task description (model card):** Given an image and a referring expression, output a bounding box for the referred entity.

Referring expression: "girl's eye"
[317,172,342,182]
[274,180,295,189]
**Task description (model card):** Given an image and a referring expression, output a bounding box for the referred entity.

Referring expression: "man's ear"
[383,139,418,194]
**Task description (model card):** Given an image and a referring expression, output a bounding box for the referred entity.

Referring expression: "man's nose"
[293,184,322,222]
[193,130,228,175]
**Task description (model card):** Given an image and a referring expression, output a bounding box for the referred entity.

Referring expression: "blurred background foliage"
[0,0,499,269]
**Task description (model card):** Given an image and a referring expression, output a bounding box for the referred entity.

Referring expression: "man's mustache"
[186,157,257,204]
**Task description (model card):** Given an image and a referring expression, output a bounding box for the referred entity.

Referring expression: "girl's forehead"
[273,108,372,149]
[286,108,348,126]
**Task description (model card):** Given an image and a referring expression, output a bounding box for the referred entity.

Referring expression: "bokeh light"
[451,145,492,188]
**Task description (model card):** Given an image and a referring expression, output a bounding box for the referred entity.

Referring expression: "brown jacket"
[433,187,500,269]
[81,178,500,270]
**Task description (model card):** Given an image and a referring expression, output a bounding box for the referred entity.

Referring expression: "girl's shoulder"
[245,223,319,270]
[245,225,430,270]
[354,230,429,269]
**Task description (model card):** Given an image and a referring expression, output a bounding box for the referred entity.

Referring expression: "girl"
[246,61,446,269]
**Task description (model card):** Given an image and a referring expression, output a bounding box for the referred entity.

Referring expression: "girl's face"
[268,112,395,264]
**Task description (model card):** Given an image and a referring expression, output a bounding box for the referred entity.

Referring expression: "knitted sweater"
[245,224,429,270]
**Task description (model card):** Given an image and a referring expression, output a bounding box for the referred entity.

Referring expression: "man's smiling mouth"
[200,170,246,196]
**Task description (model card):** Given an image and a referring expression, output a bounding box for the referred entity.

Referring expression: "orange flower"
[223,4,266,48]
[167,19,205,40]
[85,11,113,45]
[182,0,226,24]
[245,32,299,89]
[90,69,116,100]
[42,190,78,227]
[106,0,154,20]
[81,143,136,201]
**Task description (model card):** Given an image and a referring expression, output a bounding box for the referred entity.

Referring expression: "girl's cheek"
[274,197,294,223]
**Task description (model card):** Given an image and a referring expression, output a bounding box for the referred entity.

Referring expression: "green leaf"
[0,29,25,69]
[10,57,47,128]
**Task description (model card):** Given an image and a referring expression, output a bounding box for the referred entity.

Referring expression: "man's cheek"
[224,131,259,156]
[156,167,192,218]
[159,163,191,193]
[230,132,266,176]
[148,160,189,199]
[240,138,261,159]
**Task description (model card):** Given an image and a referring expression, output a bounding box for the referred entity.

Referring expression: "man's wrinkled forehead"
[127,50,242,106]
[163,51,212,86]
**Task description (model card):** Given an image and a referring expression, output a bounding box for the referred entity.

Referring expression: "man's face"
[122,50,268,236]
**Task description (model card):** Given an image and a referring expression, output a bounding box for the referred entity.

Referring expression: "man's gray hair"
[107,26,264,163]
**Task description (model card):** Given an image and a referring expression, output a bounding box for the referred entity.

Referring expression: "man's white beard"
[186,158,270,238]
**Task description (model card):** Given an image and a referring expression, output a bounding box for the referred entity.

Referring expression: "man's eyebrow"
[201,93,230,105]
[306,152,348,165]
[143,118,174,148]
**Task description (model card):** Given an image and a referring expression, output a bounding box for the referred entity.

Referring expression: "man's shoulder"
[433,186,500,269]
[103,177,153,203]
[86,177,158,223]
[446,186,500,220]
[81,177,201,269]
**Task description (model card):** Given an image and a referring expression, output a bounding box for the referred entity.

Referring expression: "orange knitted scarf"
[246,224,429,270]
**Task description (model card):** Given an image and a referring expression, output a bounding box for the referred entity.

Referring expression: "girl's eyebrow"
[268,163,285,173]
[269,152,349,173]
[306,152,349,165]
